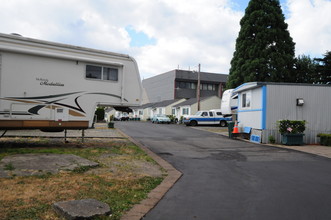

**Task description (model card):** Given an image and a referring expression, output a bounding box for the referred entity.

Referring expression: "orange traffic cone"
[232,121,239,134]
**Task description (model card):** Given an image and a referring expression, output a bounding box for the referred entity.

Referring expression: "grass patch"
[0,137,165,220]
[4,162,15,171]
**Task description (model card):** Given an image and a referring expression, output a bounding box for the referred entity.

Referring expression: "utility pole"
[197,64,201,111]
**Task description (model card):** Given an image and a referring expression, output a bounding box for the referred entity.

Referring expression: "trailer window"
[103,67,118,81]
[86,65,118,82]
[86,65,102,79]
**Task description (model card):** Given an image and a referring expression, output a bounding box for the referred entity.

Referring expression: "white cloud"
[287,0,331,57]
[126,0,243,77]
[0,0,330,79]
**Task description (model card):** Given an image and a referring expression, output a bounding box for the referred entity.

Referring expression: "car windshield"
[195,111,202,116]
[156,114,166,117]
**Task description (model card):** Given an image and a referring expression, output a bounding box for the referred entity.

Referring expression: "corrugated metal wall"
[263,84,331,144]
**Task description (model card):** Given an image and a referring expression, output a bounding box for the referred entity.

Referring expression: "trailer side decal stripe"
[6,92,83,100]
[2,92,125,117]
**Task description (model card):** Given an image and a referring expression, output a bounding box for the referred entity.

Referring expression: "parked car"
[151,114,171,124]
[183,109,232,126]
[114,112,129,121]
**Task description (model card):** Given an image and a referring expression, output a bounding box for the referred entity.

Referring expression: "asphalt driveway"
[116,121,331,220]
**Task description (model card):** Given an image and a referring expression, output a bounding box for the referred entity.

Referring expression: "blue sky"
[125,25,156,47]
[0,0,330,79]
[231,0,251,11]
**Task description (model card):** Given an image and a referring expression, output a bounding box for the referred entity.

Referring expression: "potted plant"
[317,133,331,146]
[277,120,305,145]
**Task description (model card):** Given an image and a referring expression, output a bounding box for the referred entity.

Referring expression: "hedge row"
[317,134,331,146]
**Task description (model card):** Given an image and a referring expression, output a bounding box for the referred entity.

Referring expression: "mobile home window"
[86,65,118,82]
[242,92,251,108]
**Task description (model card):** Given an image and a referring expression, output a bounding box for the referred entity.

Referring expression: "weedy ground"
[0,137,165,220]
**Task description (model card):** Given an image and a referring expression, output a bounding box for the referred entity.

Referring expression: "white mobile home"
[151,99,185,116]
[234,82,331,144]
[0,33,142,131]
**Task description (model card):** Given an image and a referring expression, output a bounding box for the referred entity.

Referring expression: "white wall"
[237,87,263,130]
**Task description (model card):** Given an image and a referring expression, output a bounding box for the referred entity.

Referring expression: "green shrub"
[167,115,176,123]
[317,133,331,146]
[4,162,15,171]
[277,120,306,134]
[268,135,276,144]
[95,107,105,122]
[179,116,184,124]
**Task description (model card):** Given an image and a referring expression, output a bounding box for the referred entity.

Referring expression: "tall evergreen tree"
[227,0,296,89]
[314,51,331,84]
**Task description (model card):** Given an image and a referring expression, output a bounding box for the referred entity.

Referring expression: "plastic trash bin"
[108,122,114,128]
[228,122,235,139]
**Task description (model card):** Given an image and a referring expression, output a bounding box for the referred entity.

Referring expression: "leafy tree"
[95,107,105,121]
[227,0,296,89]
[293,55,318,83]
[314,51,331,84]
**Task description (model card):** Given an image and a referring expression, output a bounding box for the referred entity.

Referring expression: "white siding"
[237,88,263,130]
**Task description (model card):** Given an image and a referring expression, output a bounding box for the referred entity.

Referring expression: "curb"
[117,129,182,220]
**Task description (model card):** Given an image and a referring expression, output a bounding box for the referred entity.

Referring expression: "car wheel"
[220,120,227,127]
[190,120,197,126]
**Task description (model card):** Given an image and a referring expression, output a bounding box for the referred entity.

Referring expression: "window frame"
[242,92,251,108]
[177,81,197,90]
[85,64,119,82]
[182,107,189,115]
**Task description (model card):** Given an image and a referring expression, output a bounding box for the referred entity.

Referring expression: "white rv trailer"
[0,33,142,131]
[220,89,238,116]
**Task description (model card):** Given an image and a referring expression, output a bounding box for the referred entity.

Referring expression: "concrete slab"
[0,154,98,178]
[53,199,111,219]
